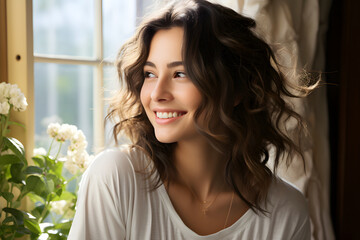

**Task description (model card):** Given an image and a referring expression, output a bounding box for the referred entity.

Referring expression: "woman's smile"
[154,110,187,124]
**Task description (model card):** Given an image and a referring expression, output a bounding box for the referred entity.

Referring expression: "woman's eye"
[144,71,156,78]
[174,72,186,78]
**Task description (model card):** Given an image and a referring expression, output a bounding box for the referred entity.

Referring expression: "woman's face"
[140,27,203,144]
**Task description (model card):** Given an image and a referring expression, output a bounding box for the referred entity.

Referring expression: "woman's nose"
[150,76,173,102]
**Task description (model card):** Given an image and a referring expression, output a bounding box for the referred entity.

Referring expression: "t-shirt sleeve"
[269,179,312,240]
[68,148,135,240]
[291,214,311,240]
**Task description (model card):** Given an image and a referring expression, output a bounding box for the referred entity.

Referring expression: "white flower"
[33,147,47,156]
[0,83,27,112]
[10,93,28,111]
[68,130,87,152]
[47,123,61,138]
[0,82,10,100]
[0,101,10,115]
[56,124,77,142]
[64,159,78,175]
[64,150,93,174]
[50,200,74,217]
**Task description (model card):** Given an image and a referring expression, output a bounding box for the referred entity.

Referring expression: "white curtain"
[211,0,335,239]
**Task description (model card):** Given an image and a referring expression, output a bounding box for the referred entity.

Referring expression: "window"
[33,0,155,153]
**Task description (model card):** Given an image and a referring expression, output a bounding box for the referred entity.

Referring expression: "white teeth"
[156,112,184,119]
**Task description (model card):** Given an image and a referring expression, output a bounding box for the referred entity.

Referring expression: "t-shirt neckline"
[157,184,255,240]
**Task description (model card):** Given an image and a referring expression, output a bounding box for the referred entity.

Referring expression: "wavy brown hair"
[107,0,313,212]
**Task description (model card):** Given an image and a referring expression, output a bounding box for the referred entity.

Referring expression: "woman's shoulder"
[84,144,150,180]
[266,177,309,221]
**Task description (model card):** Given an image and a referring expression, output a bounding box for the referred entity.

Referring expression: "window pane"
[33,0,95,57]
[103,0,136,60]
[103,65,129,147]
[34,63,94,153]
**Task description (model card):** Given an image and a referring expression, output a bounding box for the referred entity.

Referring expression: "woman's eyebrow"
[144,61,156,67]
[144,61,183,68]
[167,61,183,68]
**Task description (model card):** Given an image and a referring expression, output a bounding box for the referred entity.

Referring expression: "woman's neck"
[173,139,229,200]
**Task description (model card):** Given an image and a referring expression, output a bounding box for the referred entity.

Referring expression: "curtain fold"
[211,0,334,239]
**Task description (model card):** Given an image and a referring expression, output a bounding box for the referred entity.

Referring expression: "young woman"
[69,0,311,239]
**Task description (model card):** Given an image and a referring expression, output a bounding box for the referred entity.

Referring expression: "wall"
[326,0,360,239]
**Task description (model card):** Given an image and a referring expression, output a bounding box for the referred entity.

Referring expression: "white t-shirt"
[68,146,310,240]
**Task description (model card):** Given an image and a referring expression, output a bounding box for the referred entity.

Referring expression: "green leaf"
[31,204,45,219]
[2,215,16,225]
[3,137,26,164]
[25,175,45,196]
[0,154,22,166]
[24,218,41,235]
[32,156,45,168]
[46,179,55,193]
[0,175,10,192]
[53,219,72,230]
[27,192,45,204]
[52,191,75,201]
[9,163,25,183]
[24,166,43,175]
[2,207,24,225]
[50,160,64,177]
[56,188,63,197]
[12,200,21,209]
[43,219,72,238]
[47,232,68,240]
[15,225,31,235]
[44,155,55,165]
[46,173,64,192]
[8,121,26,129]
[0,191,14,202]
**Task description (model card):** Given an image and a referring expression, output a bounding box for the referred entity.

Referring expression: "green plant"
[0,83,92,240]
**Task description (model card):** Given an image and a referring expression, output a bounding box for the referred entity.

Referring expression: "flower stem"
[0,108,11,150]
[55,142,63,159]
[2,106,11,137]
[47,138,55,156]
[10,231,16,240]
[38,200,50,223]
[9,184,14,207]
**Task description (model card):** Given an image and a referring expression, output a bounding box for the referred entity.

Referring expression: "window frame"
[6,0,34,160]
[33,0,111,153]
[7,0,148,154]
